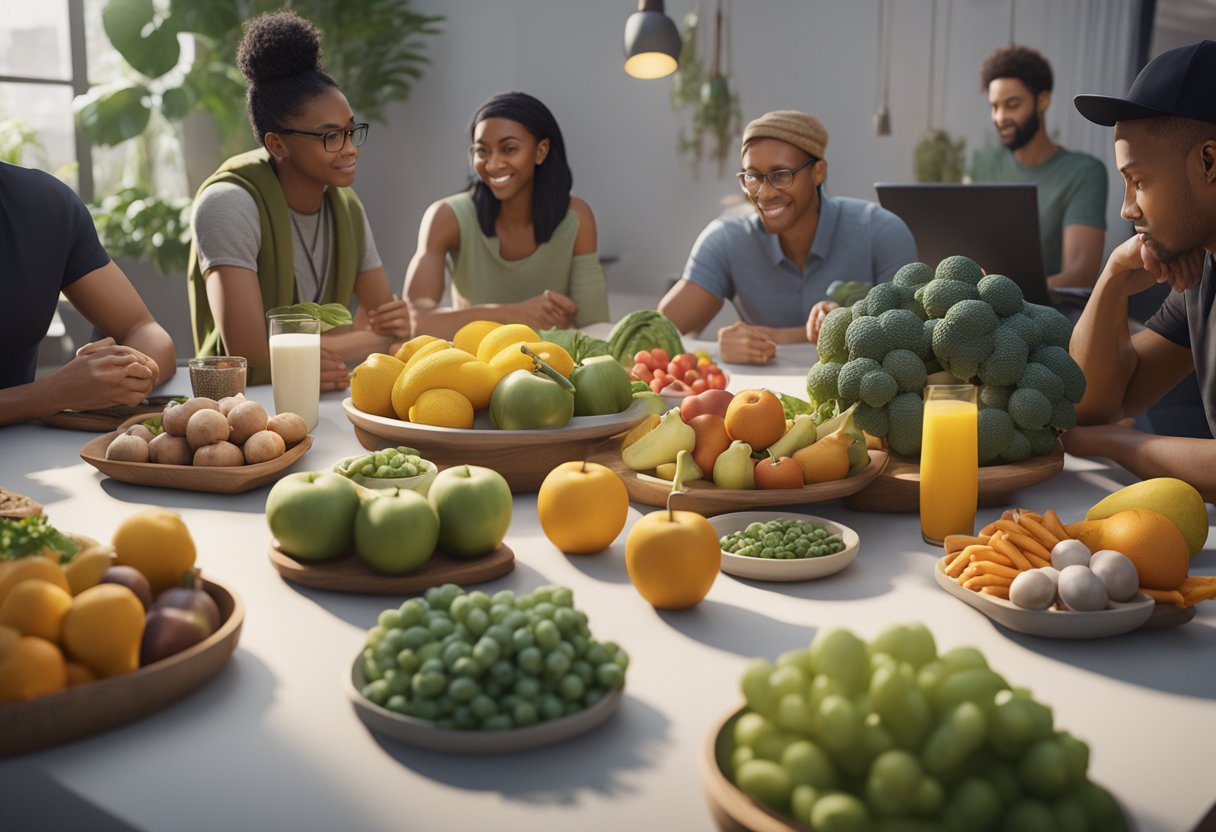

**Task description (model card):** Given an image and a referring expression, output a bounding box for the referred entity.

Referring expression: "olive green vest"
[187,148,365,384]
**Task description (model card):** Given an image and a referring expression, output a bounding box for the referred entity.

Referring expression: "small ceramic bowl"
[334,455,438,496]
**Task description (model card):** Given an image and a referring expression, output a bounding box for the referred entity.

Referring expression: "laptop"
[874,183,1051,305]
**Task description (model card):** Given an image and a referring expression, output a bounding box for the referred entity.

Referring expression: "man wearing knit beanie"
[660,110,915,364]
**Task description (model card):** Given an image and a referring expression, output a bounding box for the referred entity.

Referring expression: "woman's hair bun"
[236,11,323,85]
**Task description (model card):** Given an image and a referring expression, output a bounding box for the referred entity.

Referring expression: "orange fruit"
[0,635,67,701]
[724,389,786,451]
[537,462,629,554]
[0,557,69,608]
[350,353,406,418]
[112,509,196,593]
[62,584,146,678]
[689,414,732,476]
[625,509,719,609]
[0,579,74,642]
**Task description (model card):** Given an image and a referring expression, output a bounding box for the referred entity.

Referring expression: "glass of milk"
[267,311,322,430]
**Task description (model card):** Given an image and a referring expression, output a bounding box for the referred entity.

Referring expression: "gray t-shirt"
[681,193,917,327]
[191,182,382,304]
[1145,253,1216,435]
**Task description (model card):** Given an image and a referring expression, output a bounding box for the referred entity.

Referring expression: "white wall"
[353,0,1152,301]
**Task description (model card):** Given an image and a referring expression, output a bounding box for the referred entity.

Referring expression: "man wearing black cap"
[1065,40,1216,498]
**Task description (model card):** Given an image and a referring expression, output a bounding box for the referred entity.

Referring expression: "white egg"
[1036,566,1061,590]
[1051,539,1092,571]
[1010,570,1057,610]
[1058,565,1109,611]
[1089,550,1140,602]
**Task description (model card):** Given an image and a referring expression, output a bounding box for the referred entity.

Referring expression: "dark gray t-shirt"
[1145,253,1216,433]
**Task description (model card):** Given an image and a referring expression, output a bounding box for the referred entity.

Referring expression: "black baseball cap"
[1075,40,1216,126]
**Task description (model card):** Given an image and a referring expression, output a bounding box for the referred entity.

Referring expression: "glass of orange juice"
[920,384,978,546]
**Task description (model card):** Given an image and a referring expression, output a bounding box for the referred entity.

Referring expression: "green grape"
[512,628,535,652]
[452,705,476,730]
[838,712,894,779]
[940,646,988,673]
[810,629,871,694]
[912,776,944,816]
[491,589,515,608]
[481,714,514,731]
[940,776,1002,832]
[731,745,755,775]
[488,603,511,624]
[1053,731,1089,787]
[514,676,541,701]
[448,676,478,703]
[571,659,593,686]
[449,595,472,623]
[517,646,543,675]
[361,653,382,683]
[412,671,445,698]
[362,679,389,706]
[811,792,871,832]
[869,663,931,750]
[1051,795,1089,832]
[452,657,480,678]
[551,587,574,607]
[558,673,585,701]
[596,663,625,690]
[975,757,1023,807]
[871,623,937,670]
[1018,739,1071,798]
[916,660,950,700]
[585,643,610,667]
[922,702,987,779]
[556,641,575,659]
[545,650,572,680]
[583,688,605,708]
[387,671,411,696]
[741,659,778,717]
[808,673,847,710]
[568,633,589,657]
[378,609,405,630]
[554,607,580,634]
[814,694,860,754]
[734,712,778,753]
[416,642,442,663]
[540,694,564,721]
[489,659,515,687]
[472,636,501,668]
[1000,799,1058,832]
[769,665,807,699]
[790,785,820,826]
[465,608,490,637]
[485,624,512,650]
[865,750,924,816]
[1078,782,1126,831]
[930,668,1008,717]
[535,619,561,651]
[470,695,498,720]
[502,610,529,631]
[781,739,837,790]
[428,617,455,639]
[514,701,539,726]
[777,693,814,735]
[990,691,1053,758]
[735,759,792,811]
[387,694,408,714]
[442,641,472,669]
[776,648,816,676]
[534,602,557,620]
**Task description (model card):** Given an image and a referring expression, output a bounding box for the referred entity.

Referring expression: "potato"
[186,408,230,450]
[243,430,285,464]
[148,433,192,465]
[163,397,219,436]
[267,412,308,447]
[106,433,149,462]
[218,394,247,416]
[193,441,244,467]
[227,401,269,445]
[126,424,155,443]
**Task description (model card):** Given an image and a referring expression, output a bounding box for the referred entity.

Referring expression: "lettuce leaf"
[272,302,353,332]
[538,328,612,363]
[779,393,814,420]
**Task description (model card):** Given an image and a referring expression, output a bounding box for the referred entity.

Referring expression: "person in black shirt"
[0,162,176,425]
[1066,41,1216,498]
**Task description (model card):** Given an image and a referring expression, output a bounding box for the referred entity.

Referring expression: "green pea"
[596,663,625,690]
[362,679,390,706]
[545,650,572,680]
[448,676,478,703]
[559,673,585,701]
[387,694,408,714]
[481,714,514,731]
[517,646,543,675]
[470,695,498,720]
[514,702,539,727]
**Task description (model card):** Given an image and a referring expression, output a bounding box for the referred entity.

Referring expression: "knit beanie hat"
[741,110,828,161]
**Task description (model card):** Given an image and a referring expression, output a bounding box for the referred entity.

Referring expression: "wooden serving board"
[268,541,515,595]
[590,440,888,517]
[79,415,313,494]
[0,578,244,757]
[844,441,1065,513]
[41,397,179,432]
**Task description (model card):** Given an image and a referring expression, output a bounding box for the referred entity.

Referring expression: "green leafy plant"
[0,118,45,166]
[913,129,966,183]
[669,7,742,177]
[77,0,445,274]
[0,517,79,563]
[271,302,354,332]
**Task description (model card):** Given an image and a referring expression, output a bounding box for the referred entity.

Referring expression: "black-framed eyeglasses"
[737,155,818,194]
[276,123,370,152]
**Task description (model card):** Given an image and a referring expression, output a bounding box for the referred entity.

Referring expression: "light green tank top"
[444,190,580,307]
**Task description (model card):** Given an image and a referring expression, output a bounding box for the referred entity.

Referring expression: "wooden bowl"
[40,395,181,432]
[0,577,244,757]
[844,442,1065,513]
[342,398,649,492]
[346,656,622,753]
[590,441,888,517]
[707,512,859,582]
[80,415,313,494]
[268,541,515,595]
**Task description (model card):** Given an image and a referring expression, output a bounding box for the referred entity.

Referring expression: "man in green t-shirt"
[970,45,1108,298]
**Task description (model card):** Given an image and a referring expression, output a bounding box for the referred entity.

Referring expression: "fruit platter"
[344,321,658,490]
[265,465,516,594]
[799,257,1081,512]
[346,584,627,753]
[708,512,860,583]
[593,388,887,516]
[0,511,243,755]
[79,395,313,494]
[700,624,1133,832]
[935,502,1212,637]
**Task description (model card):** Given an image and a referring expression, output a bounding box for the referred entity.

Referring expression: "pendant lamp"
[624,0,682,79]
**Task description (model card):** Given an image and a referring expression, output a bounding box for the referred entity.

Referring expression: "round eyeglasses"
[737,155,818,194]
[276,123,370,153]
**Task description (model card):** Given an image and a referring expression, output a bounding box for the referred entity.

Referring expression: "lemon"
[476,323,541,363]
[111,509,196,593]
[409,389,475,429]
[489,341,575,377]
[393,334,445,364]
[391,349,502,417]
[350,353,406,418]
[402,339,452,372]
[453,320,504,356]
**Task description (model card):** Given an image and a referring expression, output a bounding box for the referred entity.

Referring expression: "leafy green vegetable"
[273,302,353,333]
[631,380,651,394]
[779,393,814,420]
[140,416,165,436]
[538,328,612,364]
[0,517,79,563]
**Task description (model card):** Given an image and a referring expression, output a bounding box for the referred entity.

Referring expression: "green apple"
[428,465,512,558]
[355,489,440,575]
[265,471,359,560]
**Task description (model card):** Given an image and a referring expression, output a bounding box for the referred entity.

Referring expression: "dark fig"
[100,565,153,610]
[151,572,220,635]
[140,608,208,666]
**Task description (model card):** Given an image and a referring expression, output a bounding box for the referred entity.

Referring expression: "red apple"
[680,389,735,422]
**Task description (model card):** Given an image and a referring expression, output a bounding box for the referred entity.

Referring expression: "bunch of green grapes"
[721,520,846,560]
[360,583,628,731]
[731,624,1126,832]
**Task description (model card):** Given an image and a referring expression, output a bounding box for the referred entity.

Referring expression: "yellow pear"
[1086,478,1208,556]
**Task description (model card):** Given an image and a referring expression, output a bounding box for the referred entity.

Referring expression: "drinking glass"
[267,311,321,430]
[919,384,978,546]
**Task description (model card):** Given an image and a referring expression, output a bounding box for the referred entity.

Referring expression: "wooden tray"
[0,487,42,520]
[41,396,180,432]
[346,657,622,753]
[844,441,1065,513]
[590,441,888,517]
[0,577,243,757]
[343,397,650,492]
[268,541,515,595]
[701,705,1138,832]
[79,415,313,494]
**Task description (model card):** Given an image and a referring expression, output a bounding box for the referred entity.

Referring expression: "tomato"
[708,374,726,390]
[650,348,670,365]
[653,368,668,382]
[691,379,708,394]
[697,357,711,367]
[683,369,700,384]
[675,353,697,365]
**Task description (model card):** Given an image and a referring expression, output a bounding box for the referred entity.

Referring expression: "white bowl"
[708,511,860,582]
[334,455,437,496]
[345,657,623,753]
[933,559,1155,638]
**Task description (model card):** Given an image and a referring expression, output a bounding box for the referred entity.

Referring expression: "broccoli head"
[886,393,924,457]
[1008,387,1052,430]
[935,255,984,285]
[817,306,853,364]
[932,317,994,364]
[944,299,1000,339]
[845,316,892,361]
[922,278,981,319]
[980,384,1013,411]
[882,349,928,393]
[977,274,1025,316]
[1030,345,1087,403]
[860,370,899,407]
[1036,310,1073,349]
[893,262,934,289]
[1001,429,1033,463]
[977,408,1015,464]
[1025,428,1059,456]
[807,362,843,404]
[998,312,1041,351]
[854,402,890,437]
[978,327,1029,387]
[852,298,872,319]
[1050,398,1077,430]
[838,357,881,401]
[920,319,938,361]
[879,308,925,353]
[867,282,912,316]
[1018,362,1065,402]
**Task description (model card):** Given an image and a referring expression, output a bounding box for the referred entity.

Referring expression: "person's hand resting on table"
[321,347,351,393]
[718,321,778,364]
[42,337,158,411]
[366,295,413,341]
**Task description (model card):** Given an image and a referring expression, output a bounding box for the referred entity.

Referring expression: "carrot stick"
[989,533,1032,571]
[964,574,1014,590]
[1042,509,1069,541]
[967,546,1014,567]
[1008,532,1053,562]
[979,586,1010,599]
[969,561,1021,579]
[945,534,991,555]
[1018,515,1059,550]
[1024,552,1053,569]
[944,551,971,578]
[1140,587,1186,606]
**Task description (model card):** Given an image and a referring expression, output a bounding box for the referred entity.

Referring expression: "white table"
[1,342,1214,832]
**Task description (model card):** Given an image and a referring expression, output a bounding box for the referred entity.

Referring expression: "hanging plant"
[912,0,965,182]
[670,0,741,177]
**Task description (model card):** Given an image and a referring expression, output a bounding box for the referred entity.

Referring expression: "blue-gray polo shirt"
[680,193,917,328]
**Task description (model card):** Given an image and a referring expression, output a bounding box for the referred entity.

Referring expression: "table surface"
[1,341,1214,832]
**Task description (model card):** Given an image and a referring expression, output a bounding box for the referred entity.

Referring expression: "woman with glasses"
[403,92,610,338]
[659,110,916,364]
[187,11,408,388]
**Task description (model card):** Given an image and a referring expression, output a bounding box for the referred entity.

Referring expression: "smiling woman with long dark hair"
[187,10,410,388]
[404,92,610,337]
